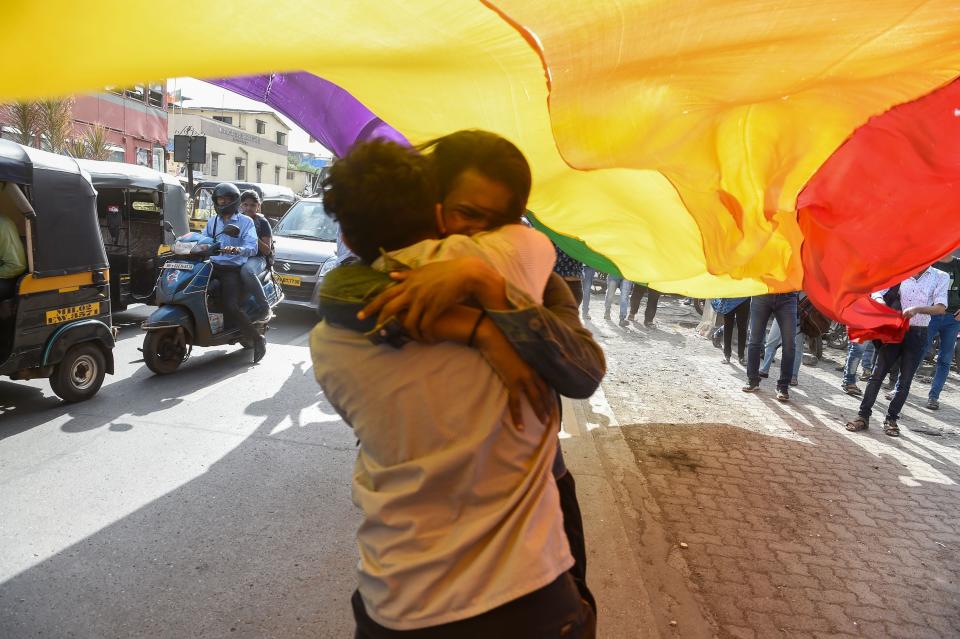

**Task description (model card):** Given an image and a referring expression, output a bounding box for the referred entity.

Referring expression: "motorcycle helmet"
[212,182,241,217]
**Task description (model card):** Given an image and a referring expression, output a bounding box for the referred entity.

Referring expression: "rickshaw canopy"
[0,140,108,277]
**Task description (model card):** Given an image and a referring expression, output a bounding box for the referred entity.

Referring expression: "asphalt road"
[0,305,360,638]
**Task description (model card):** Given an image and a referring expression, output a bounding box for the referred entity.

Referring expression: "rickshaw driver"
[0,213,27,303]
[203,183,267,363]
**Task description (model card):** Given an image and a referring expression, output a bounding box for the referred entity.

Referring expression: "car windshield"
[274,200,338,241]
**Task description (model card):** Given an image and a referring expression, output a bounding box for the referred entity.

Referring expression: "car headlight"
[318,259,337,277]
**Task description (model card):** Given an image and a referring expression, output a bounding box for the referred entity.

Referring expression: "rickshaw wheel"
[50,343,107,402]
[143,329,187,375]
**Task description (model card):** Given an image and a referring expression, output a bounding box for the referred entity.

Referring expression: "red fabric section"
[798,78,960,343]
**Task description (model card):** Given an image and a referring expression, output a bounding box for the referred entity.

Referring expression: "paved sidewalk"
[574,295,960,638]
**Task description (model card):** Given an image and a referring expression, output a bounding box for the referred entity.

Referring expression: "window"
[274,165,281,185]
[276,131,286,146]
[125,85,146,102]
[286,170,294,181]
[256,162,264,183]
[147,83,164,109]
[256,119,266,135]
[211,153,219,177]
[213,115,233,125]
[236,157,245,181]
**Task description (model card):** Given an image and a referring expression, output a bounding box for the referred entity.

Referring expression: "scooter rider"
[204,183,267,363]
[239,189,273,321]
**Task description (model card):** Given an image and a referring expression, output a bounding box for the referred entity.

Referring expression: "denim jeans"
[859,327,927,421]
[926,313,960,401]
[759,319,804,380]
[603,276,632,321]
[746,293,799,389]
[629,284,661,324]
[581,267,595,319]
[240,256,269,311]
[843,341,877,385]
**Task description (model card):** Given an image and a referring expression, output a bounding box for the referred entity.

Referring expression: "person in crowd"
[922,254,960,409]
[238,190,273,322]
[604,275,632,326]
[841,339,876,396]
[743,292,799,401]
[0,213,26,302]
[846,266,948,436]
[713,297,750,365]
[581,265,598,320]
[758,310,804,386]
[627,283,661,328]
[203,183,266,363]
[884,253,960,409]
[311,139,595,637]
[554,245,585,306]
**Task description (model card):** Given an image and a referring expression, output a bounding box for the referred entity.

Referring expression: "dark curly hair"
[418,130,531,224]
[322,140,438,263]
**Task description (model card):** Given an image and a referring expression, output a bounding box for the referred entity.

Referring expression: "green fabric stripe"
[525,211,622,278]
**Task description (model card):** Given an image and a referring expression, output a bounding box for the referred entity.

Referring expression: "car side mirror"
[223,224,241,238]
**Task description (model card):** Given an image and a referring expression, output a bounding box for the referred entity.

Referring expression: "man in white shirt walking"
[846,267,948,436]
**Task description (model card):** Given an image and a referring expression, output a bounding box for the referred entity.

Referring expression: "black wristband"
[468,309,487,347]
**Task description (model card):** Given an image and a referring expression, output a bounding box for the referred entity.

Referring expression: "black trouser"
[0,277,16,301]
[564,278,583,306]
[352,571,595,639]
[556,471,596,614]
[722,299,750,360]
[211,264,260,342]
[859,327,927,421]
[629,284,660,323]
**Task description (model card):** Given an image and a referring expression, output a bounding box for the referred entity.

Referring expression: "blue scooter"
[141,226,283,374]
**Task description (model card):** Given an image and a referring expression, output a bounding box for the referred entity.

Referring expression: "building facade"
[166,107,292,188]
[73,85,169,170]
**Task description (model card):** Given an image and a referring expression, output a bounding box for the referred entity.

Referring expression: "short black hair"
[322,140,438,263]
[240,189,260,203]
[419,130,531,224]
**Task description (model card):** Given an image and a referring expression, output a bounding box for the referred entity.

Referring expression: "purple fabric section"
[210,72,408,157]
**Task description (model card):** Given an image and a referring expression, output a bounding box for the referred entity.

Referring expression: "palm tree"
[1,101,41,147]
[83,123,111,161]
[37,98,74,153]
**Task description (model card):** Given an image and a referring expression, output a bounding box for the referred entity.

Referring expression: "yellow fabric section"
[3,1,960,295]
[492,1,960,292]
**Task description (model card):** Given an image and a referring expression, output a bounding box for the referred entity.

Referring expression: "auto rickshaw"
[189,180,297,231]
[77,160,189,311]
[0,140,115,402]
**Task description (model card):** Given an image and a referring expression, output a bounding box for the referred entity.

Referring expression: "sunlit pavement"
[4,298,960,638]
[0,305,359,638]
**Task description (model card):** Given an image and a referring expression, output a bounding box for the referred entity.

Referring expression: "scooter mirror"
[223,224,241,238]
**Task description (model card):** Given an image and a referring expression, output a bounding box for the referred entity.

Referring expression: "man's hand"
[475,318,555,430]
[902,307,921,319]
[221,245,241,255]
[955,309,960,321]
[358,257,506,342]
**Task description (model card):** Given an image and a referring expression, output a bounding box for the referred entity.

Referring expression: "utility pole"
[173,127,206,215]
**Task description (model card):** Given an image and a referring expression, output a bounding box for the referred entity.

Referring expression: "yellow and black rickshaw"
[77,160,189,311]
[189,180,297,231]
[0,140,115,402]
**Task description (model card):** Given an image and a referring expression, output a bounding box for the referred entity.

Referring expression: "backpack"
[798,295,831,337]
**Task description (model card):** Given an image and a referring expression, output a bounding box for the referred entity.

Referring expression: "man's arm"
[486,272,605,399]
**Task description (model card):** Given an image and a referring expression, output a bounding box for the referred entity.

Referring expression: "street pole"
[186,137,194,212]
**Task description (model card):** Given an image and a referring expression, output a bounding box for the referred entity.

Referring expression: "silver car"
[271,198,339,309]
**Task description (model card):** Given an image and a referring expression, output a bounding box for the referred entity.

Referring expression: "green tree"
[37,98,75,154]
[1,101,41,147]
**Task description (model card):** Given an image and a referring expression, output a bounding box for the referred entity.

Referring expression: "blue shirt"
[203,212,258,267]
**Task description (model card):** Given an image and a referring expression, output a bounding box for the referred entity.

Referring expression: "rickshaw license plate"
[46,302,100,325]
[278,274,301,287]
[163,262,195,270]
